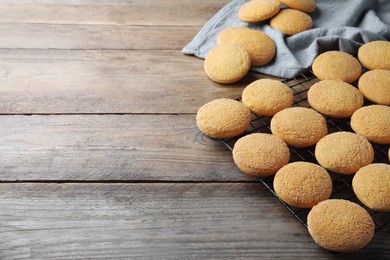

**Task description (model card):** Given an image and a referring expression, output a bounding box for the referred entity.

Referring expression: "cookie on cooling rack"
[204,44,251,84]
[308,80,364,118]
[270,9,313,35]
[242,79,293,116]
[308,199,375,253]
[270,107,328,148]
[274,162,332,208]
[358,41,390,70]
[238,0,281,23]
[312,51,362,83]
[277,0,316,12]
[217,27,276,67]
[358,69,390,106]
[196,98,251,138]
[351,105,390,145]
[232,133,290,176]
[353,163,390,212]
[315,132,374,175]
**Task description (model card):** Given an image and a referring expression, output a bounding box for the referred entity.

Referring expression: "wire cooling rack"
[220,71,390,233]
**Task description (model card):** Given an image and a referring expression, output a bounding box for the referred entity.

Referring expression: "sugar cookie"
[308,199,375,253]
[196,98,251,138]
[238,0,281,23]
[353,163,390,212]
[217,27,276,67]
[358,41,390,70]
[204,44,251,84]
[350,105,390,145]
[232,133,290,176]
[217,27,246,44]
[274,162,332,208]
[270,107,328,147]
[242,79,293,116]
[312,51,362,83]
[315,132,374,174]
[270,9,313,35]
[308,80,364,118]
[278,0,316,12]
[358,69,390,106]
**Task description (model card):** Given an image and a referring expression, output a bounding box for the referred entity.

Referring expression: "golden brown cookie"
[312,51,362,83]
[216,27,246,44]
[274,162,332,208]
[358,41,390,70]
[270,107,328,147]
[242,79,293,116]
[217,27,276,67]
[270,9,313,35]
[278,0,316,12]
[315,132,374,174]
[358,69,390,106]
[308,80,364,118]
[350,105,390,145]
[238,0,281,23]
[196,98,251,138]
[308,199,375,253]
[232,133,290,176]
[204,44,251,84]
[353,163,390,212]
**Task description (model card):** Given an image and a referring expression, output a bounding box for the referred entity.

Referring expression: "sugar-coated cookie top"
[238,0,281,22]
[312,51,362,83]
[270,9,313,35]
[358,41,390,70]
[308,199,375,253]
[353,163,390,212]
[278,0,316,12]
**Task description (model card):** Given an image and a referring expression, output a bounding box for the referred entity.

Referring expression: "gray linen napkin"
[182,0,390,78]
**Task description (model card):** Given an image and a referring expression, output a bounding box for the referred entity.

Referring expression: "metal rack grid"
[220,71,390,233]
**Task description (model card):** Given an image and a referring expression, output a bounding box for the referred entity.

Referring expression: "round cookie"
[217,27,246,44]
[242,79,293,116]
[217,27,276,67]
[278,0,316,12]
[358,41,390,70]
[350,105,390,145]
[308,80,364,118]
[274,162,332,208]
[238,0,280,23]
[232,133,290,176]
[270,9,313,36]
[315,132,374,174]
[358,69,390,106]
[270,107,328,148]
[204,44,251,84]
[308,199,375,253]
[196,99,251,138]
[353,163,390,212]
[312,51,362,83]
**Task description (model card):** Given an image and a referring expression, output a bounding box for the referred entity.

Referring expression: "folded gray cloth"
[182,0,390,78]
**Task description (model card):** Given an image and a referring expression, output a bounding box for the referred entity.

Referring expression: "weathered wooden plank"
[0,24,198,50]
[1,183,388,259]
[0,0,228,26]
[0,50,259,114]
[0,114,252,181]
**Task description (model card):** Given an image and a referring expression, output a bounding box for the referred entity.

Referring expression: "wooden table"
[0,1,388,258]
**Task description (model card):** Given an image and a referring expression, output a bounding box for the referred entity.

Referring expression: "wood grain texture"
[0,24,198,50]
[0,0,228,26]
[1,183,388,259]
[0,114,252,181]
[0,49,261,114]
